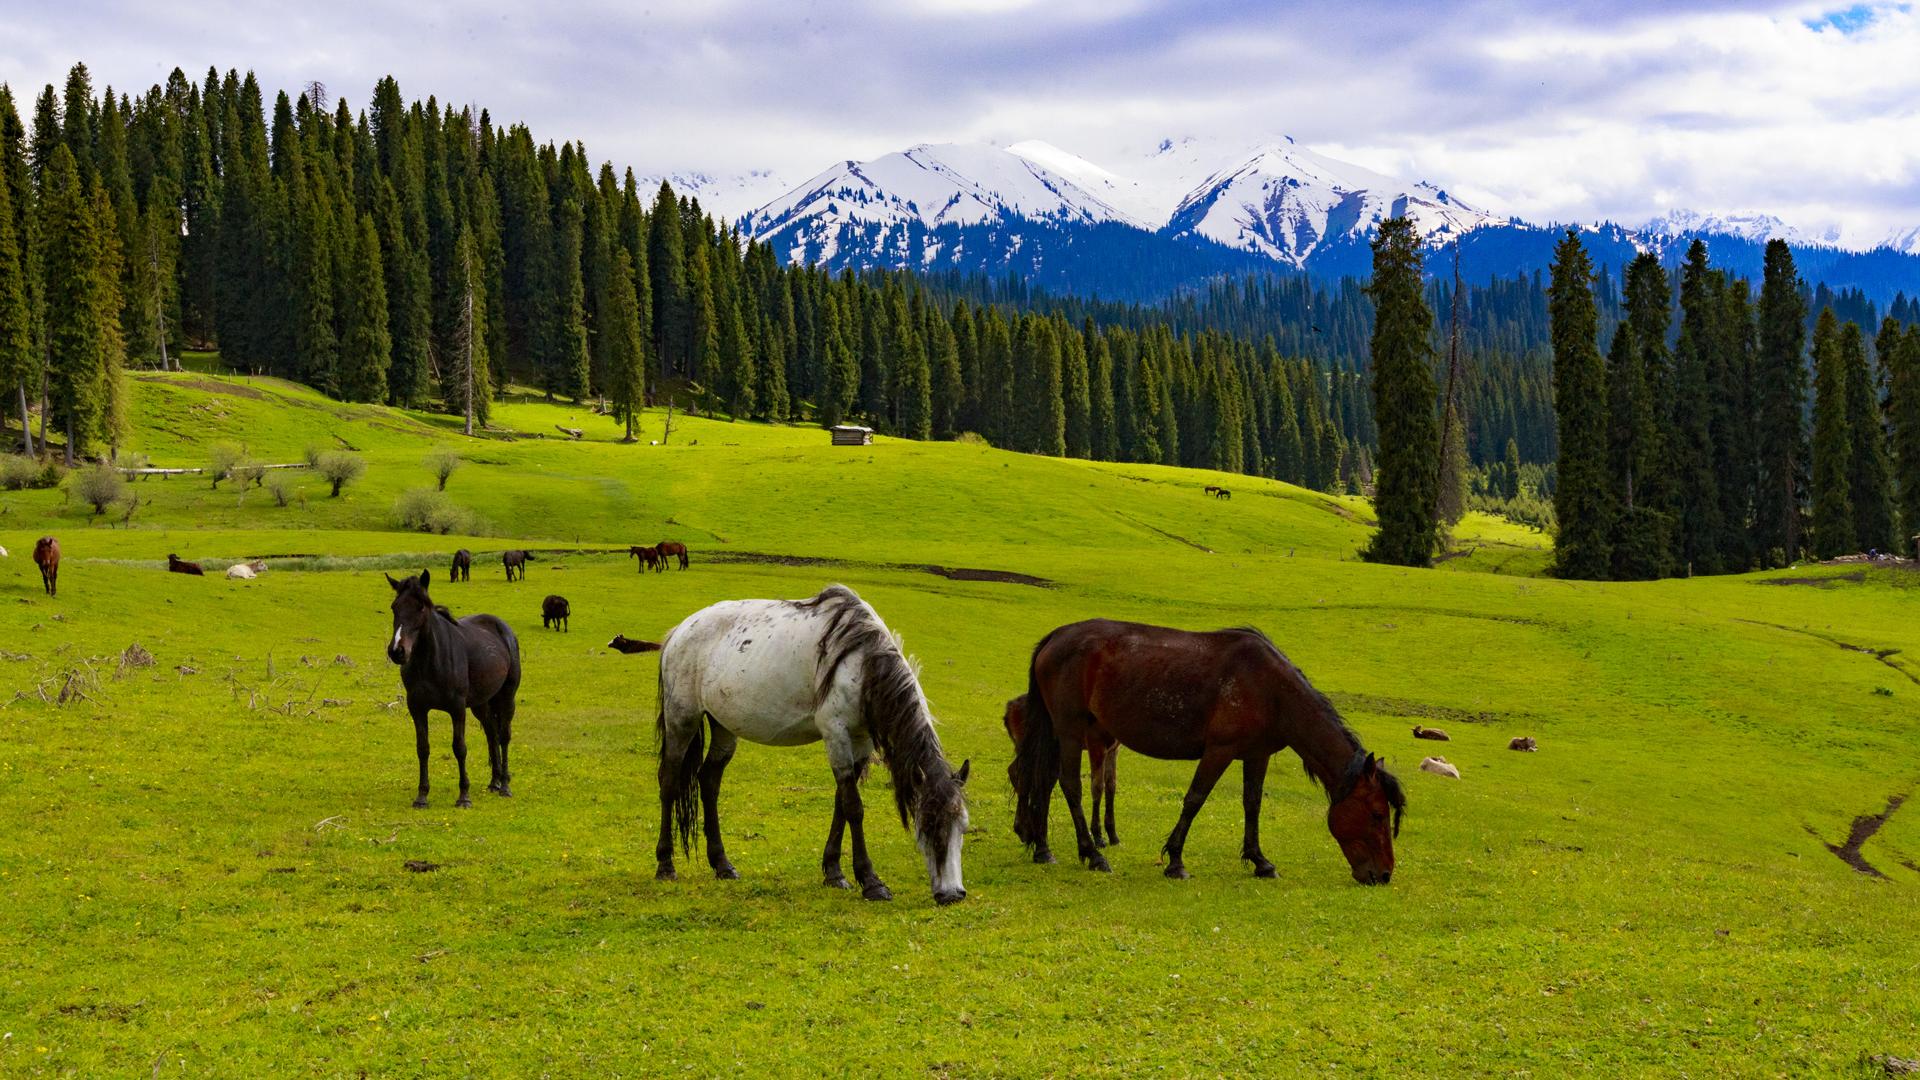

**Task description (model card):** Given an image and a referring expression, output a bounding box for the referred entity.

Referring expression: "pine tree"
[1810,308,1853,559]
[889,291,929,439]
[929,313,962,438]
[1436,400,1468,526]
[601,255,645,440]
[1132,347,1164,464]
[1670,242,1721,575]
[1549,229,1613,579]
[1840,320,1893,552]
[1503,437,1522,499]
[757,312,789,421]
[1605,328,1669,578]
[718,286,756,420]
[1754,240,1808,564]
[818,294,856,429]
[338,212,391,403]
[1062,330,1092,458]
[1362,217,1439,567]
[443,224,493,432]
[0,157,31,451]
[1890,328,1920,554]
[1711,276,1758,570]
[647,181,686,385]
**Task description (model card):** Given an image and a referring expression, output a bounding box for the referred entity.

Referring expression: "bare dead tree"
[303,81,328,113]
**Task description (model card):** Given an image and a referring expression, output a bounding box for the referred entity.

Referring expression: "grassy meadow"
[1,372,1916,1076]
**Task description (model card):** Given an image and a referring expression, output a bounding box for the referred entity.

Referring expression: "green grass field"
[2,373,1916,1076]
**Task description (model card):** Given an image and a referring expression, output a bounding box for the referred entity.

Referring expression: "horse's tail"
[656,641,702,856]
[1012,633,1063,851]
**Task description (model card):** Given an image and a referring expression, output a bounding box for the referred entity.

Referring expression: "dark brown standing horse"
[628,545,661,572]
[386,570,522,807]
[450,549,472,582]
[656,540,689,570]
[33,537,59,597]
[542,594,570,632]
[1005,694,1119,846]
[1010,619,1404,884]
[502,549,534,581]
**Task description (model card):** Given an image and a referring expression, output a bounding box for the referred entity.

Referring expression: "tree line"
[1548,233,1920,573]
[0,63,1396,490]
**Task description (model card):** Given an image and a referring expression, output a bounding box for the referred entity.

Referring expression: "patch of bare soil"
[709,550,1055,588]
[1808,792,1910,878]
[133,374,269,399]
[1757,571,1867,588]
[912,565,1053,587]
[1331,692,1534,726]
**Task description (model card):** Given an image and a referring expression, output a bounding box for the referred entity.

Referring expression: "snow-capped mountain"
[1642,209,1842,250]
[740,143,1142,265]
[1164,138,1505,267]
[1875,225,1920,256]
[637,168,790,221]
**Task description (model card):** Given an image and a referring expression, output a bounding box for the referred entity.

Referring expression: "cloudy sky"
[3,0,1917,239]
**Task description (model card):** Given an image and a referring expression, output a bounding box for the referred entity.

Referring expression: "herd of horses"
[385,571,1406,905]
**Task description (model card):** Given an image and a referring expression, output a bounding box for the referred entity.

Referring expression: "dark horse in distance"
[1011,620,1404,884]
[386,570,523,807]
[1005,694,1119,847]
[628,545,661,572]
[542,594,571,632]
[167,553,205,576]
[450,548,472,582]
[502,549,534,581]
[33,536,59,597]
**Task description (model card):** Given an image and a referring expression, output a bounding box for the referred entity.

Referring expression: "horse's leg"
[451,707,472,808]
[654,697,701,883]
[409,704,431,808]
[474,701,501,793]
[1104,745,1120,846]
[1057,741,1109,872]
[1087,740,1106,849]
[837,766,890,901]
[1161,746,1235,879]
[699,720,739,879]
[492,691,516,798]
[821,796,851,889]
[1240,753,1276,878]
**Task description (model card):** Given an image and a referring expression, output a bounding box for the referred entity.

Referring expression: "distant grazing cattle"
[1508,736,1537,752]
[1412,725,1450,741]
[607,634,663,654]
[1419,756,1460,779]
[502,549,534,581]
[33,537,59,596]
[167,553,205,576]
[542,595,571,632]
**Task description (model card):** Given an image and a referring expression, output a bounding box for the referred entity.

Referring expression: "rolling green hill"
[0,374,1914,1076]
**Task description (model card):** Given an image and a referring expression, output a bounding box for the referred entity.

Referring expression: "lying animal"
[225,563,257,580]
[541,594,571,632]
[1419,756,1461,779]
[1508,736,1538,752]
[167,553,205,576]
[606,634,663,654]
[1412,725,1450,741]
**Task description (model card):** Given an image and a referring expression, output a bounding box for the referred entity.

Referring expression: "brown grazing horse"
[166,553,205,576]
[450,549,472,582]
[656,540,689,570]
[607,634,663,654]
[33,537,59,596]
[1005,694,1119,847]
[1011,619,1404,884]
[386,571,522,806]
[541,594,571,632]
[628,544,661,572]
[502,549,534,581]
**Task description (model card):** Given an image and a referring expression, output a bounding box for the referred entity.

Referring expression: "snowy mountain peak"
[1642,209,1841,249]
[1165,142,1502,267]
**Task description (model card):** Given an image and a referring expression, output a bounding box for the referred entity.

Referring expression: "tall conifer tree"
[1549,230,1613,579]
[1362,217,1439,567]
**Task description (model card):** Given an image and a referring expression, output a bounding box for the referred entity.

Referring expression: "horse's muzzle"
[1354,867,1392,886]
[934,888,966,906]
[387,643,406,665]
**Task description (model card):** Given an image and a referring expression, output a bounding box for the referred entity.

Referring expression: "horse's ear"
[955,758,971,785]
[1364,752,1379,776]
[386,573,403,591]
[418,568,431,589]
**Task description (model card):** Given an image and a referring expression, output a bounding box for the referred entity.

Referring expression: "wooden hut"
[830,425,874,446]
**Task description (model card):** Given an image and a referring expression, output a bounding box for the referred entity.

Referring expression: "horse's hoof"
[1087,854,1112,873]
[496,787,513,798]
[713,864,739,880]
[1164,865,1190,880]
[824,875,852,890]
[1252,862,1277,879]
[861,881,893,902]
[455,796,472,809]
[655,867,678,882]
[1034,849,1056,865]
[1107,835,1121,846]
[411,797,429,809]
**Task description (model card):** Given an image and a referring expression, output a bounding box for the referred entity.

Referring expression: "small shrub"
[424,500,475,536]
[117,494,141,526]
[303,444,326,467]
[425,449,462,491]
[119,452,151,478]
[315,451,366,497]
[207,442,245,488]
[37,461,65,488]
[1,454,40,490]
[68,462,128,516]
[265,471,295,507]
[953,432,989,446]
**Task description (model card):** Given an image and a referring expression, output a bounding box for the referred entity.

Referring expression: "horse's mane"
[808,585,962,834]
[433,605,458,624]
[1235,625,1403,829]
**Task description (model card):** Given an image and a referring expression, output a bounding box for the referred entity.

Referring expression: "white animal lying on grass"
[225,563,257,580]
[1420,756,1461,779]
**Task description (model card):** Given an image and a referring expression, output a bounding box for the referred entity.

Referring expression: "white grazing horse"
[654,585,971,905]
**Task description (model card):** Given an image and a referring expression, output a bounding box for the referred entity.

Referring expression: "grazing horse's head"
[386,570,436,665]
[915,758,971,906]
[1327,751,1404,885]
